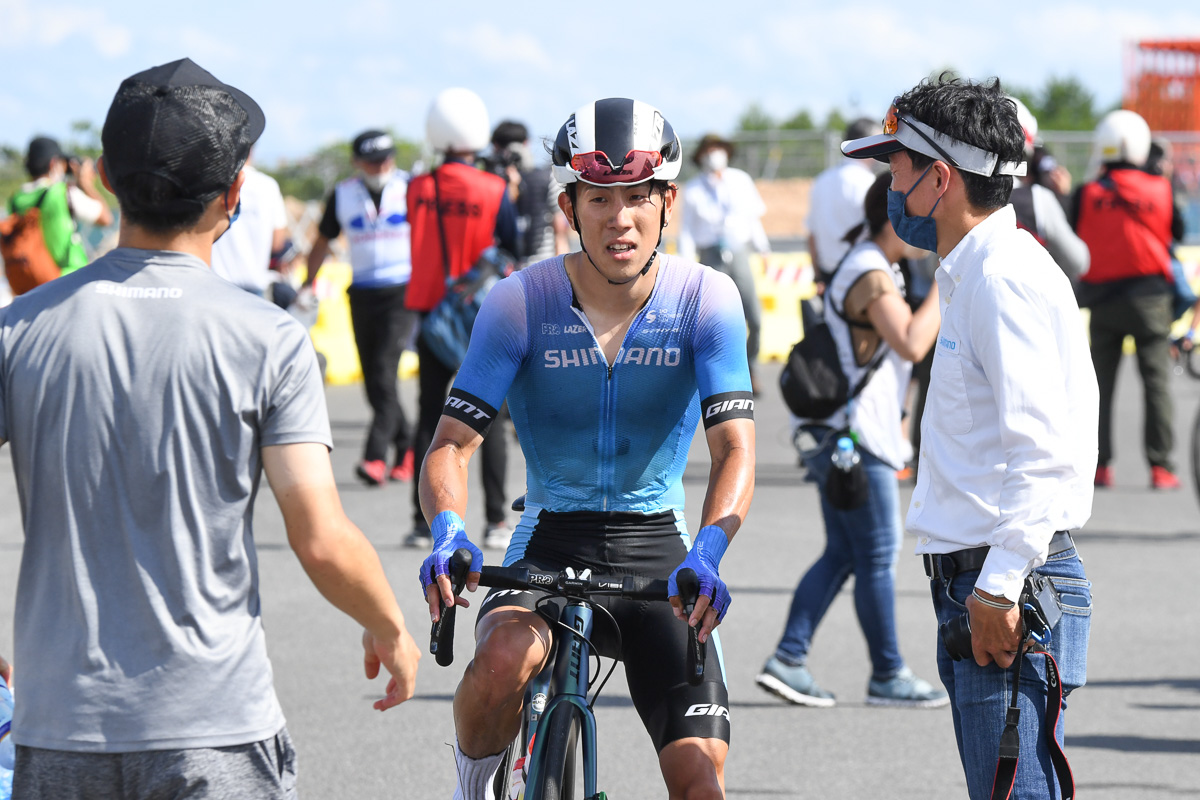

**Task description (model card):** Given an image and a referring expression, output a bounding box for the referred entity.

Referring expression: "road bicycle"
[431,549,703,800]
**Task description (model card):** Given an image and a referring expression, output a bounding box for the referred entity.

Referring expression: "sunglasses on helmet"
[569,149,663,184]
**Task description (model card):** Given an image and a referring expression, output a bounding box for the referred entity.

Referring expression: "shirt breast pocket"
[929,341,974,435]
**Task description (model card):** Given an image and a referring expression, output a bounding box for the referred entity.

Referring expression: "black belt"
[923,531,1075,581]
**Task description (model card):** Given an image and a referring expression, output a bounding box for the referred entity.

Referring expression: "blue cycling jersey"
[444,254,753,516]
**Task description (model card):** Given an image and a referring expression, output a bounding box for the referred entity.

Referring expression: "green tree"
[736,103,775,132]
[1036,76,1099,131]
[824,109,847,133]
[262,132,422,201]
[781,110,815,131]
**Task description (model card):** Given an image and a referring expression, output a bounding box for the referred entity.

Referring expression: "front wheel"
[1191,406,1200,510]
[527,703,580,800]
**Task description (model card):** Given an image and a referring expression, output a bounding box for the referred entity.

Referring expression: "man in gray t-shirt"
[0,59,420,798]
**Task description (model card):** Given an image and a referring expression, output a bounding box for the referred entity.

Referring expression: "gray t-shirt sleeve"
[0,309,7,442]
[262,316,332,449]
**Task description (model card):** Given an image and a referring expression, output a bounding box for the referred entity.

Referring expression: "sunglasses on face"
[569,149,663,184]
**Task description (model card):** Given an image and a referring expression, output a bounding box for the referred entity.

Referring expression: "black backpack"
[779,252,888,419]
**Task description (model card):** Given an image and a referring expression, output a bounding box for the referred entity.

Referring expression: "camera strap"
[990,650,1074,800]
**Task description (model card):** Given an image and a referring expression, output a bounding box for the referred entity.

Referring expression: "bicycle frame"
[523,602,599,799]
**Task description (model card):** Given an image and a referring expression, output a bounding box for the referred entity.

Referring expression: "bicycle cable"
[533,594,624,711]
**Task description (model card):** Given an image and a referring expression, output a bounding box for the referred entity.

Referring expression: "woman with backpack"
[756,172,947,707]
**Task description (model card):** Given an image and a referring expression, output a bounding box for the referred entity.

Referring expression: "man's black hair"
[107,171,225,233]
[491,120,529,149]
[894,74,1024,211]
[844,117,880,143]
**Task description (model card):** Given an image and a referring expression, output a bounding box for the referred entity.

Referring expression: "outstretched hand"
[363,628,421,711]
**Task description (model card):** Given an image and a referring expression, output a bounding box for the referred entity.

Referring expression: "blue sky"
[2,0,1199,165]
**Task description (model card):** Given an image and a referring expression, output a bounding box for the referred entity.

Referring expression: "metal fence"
[688,130,1200,244]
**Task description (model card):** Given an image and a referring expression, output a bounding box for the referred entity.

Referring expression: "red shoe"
[1094,465,1113,488]
[1150,466,1181,490]
[355,459,387,486]
[389,450,414,482]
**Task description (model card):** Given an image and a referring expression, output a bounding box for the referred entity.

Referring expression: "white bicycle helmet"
[552,98,682,187]
[1008,96,1038,156]
[1094,109,1152,167]
[426,88,490,153]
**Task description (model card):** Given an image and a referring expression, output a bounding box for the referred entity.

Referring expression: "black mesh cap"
[101,58,265,212]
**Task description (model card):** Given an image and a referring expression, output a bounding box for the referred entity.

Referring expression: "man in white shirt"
[807,119,881,282]
[843,77,1097,800]
[211,158,290,294]
[679,134,768,391]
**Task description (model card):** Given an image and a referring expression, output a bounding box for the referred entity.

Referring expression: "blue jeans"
[774,433,905,679]
[931,547,1092,799]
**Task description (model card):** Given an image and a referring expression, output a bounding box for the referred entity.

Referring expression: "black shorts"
[478,510,730,753]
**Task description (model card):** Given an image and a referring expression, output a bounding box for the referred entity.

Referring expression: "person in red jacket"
[405,88,519,549]
[1072,109,1186,490]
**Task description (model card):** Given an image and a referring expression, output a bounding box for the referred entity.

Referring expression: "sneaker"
[754,656,836,708]
[1150,466,1181,490]
[355,459,386,487]
[866,666,949,708]
[483,522,512,550]
[403,522,432,549]
[389,450,414,483]
[1094,465,1113,488]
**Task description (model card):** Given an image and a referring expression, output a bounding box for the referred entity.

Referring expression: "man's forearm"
[291,515,407,640]
[700,422,756,540]
[304,237,331,287]
[418,440,473,523]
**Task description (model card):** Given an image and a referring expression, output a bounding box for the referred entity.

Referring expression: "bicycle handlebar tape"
[676,569,706,686]
[431,548,474,667]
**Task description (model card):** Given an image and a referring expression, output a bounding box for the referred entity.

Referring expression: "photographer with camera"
[843,76,1096,800]
[5,137,113,291]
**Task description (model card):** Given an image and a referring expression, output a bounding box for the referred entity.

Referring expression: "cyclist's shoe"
[483,522,512,550]
[389,449,414,483]
[1150,466,1181,490]
[755,656,836,708]
[866,667,949,708]
[403,521,432,549]
[1094,464,1113,488]
[355,459,386,487]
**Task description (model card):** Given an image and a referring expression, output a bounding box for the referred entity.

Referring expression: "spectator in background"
[679,133,768,393]
[7,136,113,278]
[1008,97,1089,281]
[305,131,417,487]
[757,173,945,710]
[807,119,881,285]
[483,120,565,266]
[405,88,518,550]
[211,153,291,294]
[1072,110,1186,490]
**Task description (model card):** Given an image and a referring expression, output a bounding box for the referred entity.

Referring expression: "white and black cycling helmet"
[552,98,682,187]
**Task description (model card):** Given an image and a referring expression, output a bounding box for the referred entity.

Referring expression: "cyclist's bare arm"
[263,442,420,709]
[419,416,486,616]
[681,416,755,635]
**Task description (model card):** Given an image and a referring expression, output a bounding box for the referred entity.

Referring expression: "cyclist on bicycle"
[418,98,755,799]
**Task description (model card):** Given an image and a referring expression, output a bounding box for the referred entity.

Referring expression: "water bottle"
[0,675,13,800]
[830,437,860,473]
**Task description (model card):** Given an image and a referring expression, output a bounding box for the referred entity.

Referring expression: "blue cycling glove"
[418,511,484,596]
[668,525,732,622]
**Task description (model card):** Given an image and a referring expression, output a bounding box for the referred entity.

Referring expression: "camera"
[939,573,1063,662]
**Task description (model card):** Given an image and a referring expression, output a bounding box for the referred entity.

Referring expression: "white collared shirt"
[678,167,768,259]
[907,205,1099,601]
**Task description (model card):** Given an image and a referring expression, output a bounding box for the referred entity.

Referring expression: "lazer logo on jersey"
[684,703,730,720]
[543,347,681,369]
[541,323,588,336]
[444,396,492,422]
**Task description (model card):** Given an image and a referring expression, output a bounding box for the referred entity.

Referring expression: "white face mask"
[362,168,394,191]
[700,148,728,173]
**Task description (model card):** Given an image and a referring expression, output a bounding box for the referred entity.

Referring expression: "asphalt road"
[1,356,1197,798]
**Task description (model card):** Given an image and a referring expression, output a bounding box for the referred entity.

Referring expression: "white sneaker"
[483,522,512,550]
